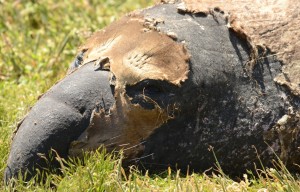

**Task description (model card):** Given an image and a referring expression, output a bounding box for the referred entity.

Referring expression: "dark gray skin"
[5,3,300,182]
[4,62,114,182]
[137,4,300,174]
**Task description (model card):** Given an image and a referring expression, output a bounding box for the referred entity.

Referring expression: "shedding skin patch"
[264,109,300,165]
[169,0,300,95]
[80,15,190,86]
[69,91,171,159]
[275,62,300,96]
[69,14,189,158]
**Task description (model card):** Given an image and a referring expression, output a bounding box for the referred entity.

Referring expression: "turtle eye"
[143,84,163,95]
[125,79,172,109]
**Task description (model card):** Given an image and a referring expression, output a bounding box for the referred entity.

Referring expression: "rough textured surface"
[5,63,114,181]
[69,14,190,159]
[135,3,300,175]
[169,0,300,96]
[5,1,300,182]
[80,16,190,86]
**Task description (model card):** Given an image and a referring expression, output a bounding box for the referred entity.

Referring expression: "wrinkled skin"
[5,2,300,182]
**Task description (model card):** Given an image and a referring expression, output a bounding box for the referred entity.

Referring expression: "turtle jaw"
[4,62,115,183]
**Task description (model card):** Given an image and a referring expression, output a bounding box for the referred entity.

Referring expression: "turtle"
[5,0,300,182]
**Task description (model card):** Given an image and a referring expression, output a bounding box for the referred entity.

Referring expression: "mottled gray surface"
[5,63,114,181]
[137,4,298,175]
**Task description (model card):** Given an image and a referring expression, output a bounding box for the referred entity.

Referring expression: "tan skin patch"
[80,15,189,86]
[69,15,190,158]
[69,92,170,159]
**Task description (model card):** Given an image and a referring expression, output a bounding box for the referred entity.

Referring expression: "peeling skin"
[164,0,300,95]
[264,109,300,164]
[6,1,300,181]
[70,91,171,159]
[80,16,190,86]
[74,3,300,171]
[275,63,300,97]
[69,14,190,158]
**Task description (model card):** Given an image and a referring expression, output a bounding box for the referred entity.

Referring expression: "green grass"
[1,0,300,191]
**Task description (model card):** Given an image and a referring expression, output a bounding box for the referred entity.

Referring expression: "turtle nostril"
[79,106,86,115]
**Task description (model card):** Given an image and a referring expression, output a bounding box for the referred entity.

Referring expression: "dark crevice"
[79,106,86,115]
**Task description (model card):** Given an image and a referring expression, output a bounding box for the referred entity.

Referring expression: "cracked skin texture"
[69,15,190,159]
[70,3,300,174]
[5,1,300,181]
[168,0,300,96]
[68,3,300,174]
[80,15,189,86]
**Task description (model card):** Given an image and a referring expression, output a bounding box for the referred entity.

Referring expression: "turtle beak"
[4,62,115,182]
